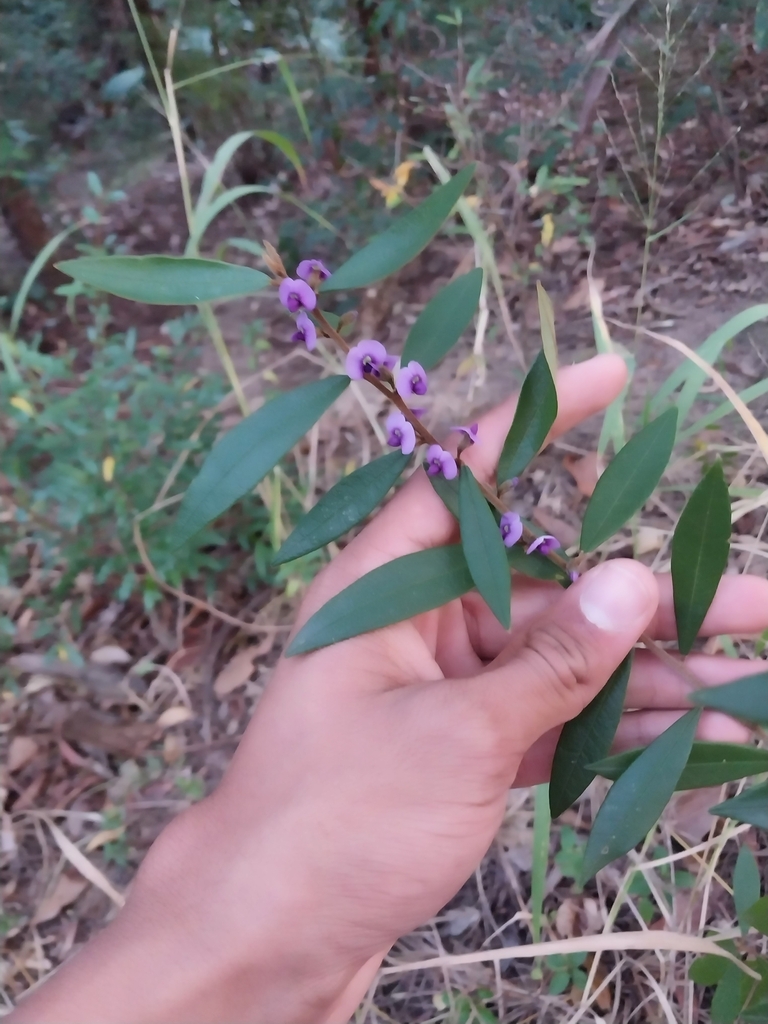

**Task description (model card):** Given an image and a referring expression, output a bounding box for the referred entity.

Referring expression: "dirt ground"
[4,39,768,1018]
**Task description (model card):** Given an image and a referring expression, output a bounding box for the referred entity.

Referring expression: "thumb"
[475,560,659,749]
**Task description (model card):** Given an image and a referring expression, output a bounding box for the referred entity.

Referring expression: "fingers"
[459,560,659,756]
[647,574,768,640]
[309,354,628,603]
[626,651,768,709]
[460,353,628,483]
[614,709,751,749]
[464,573,768,662]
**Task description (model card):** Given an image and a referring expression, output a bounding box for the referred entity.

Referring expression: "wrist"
[11,797,369,1024]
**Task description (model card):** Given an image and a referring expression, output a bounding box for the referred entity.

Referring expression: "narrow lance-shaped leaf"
[273,451,410,565]
[321,165,475,291]
[671,460,731,654]
[173,375,349,546]
[581,708,700,880]
[734,846,761,936]
[402,268,483,369]
[580,407,678,552]
[287,545,474,656]
[459,466,511,629]
[549,654,633,819]
[710,781,768,829]
[589,741,768,791]
[690,671,768,724]
[497,350,558,485]
[536,281,558,378]
[744,897,768,937]
[57,255,270,305]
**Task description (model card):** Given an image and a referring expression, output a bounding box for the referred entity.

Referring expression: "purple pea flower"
[385,411,416,455]
[425,444,457,480]
[396,360,428,399]
[451,423,479,445]
[527,534,560,556]
[291,311,317,351]
[296,259,331,282]
[345,339,390,379]
[278,277,317,314]
[568,570,580,583]
[499,511,523,548]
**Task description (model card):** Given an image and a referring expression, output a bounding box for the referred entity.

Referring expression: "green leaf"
[736,850,763,934]
[652,305,768,421]
[549,654,633,818]
[690,953,730,986]
[322,165,475,291]
[57,256,270,305]
[174,376,348,546]
[581,708,700,879]
[506,544,571,586]
[757,0,768,53]
[273,451,410,565]
[401,268,483,369]
[430,474,459,518]
[671,460,731,654]
[711,781,768,829]
[690,672,768,724]
[497,350,558,484]
[287,544,474,655]
[580,408,678,552]
[711,962,751,1024]
[590,741,768,790]
[459,467,511,629]
[746,898,768,936]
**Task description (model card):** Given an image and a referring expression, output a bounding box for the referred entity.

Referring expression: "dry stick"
[132,517,287,636]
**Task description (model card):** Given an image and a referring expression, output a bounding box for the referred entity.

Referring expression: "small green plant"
[544,951,588,996]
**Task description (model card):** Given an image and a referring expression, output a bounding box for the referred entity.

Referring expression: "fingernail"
[579,561,657,632]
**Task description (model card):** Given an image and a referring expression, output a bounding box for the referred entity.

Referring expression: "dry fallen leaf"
[563,276,603,312]
[156,705,194,729]
[532,508,579,549]
[85,826,126,854]
[635,526,666,555]
[214,641,270,698]
[90,645,132,666]
[554,897,579,938]
[32,873,87,925]
[563,452,605,497]
[7,736,38,773]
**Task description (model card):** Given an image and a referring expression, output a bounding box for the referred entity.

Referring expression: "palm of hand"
[212,355,765,987]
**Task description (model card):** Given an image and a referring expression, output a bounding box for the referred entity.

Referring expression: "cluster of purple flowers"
[499,511,559,555]
[278,259,332,352]
[278,258,565,556]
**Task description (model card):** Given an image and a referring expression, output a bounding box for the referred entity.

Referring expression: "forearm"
[8,800,370,1024]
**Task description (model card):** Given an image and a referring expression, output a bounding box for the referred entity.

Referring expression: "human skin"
[11,354,767,1024]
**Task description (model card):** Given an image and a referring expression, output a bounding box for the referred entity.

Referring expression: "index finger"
[307,353,628,607]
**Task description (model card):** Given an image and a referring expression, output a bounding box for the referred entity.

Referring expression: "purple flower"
[452,423,479,444]
[291,311,317,351]
[499,511,523,548]
[296,259,331,283]
[396,360,428,399]
[345,339,390,380]
[278,277,316,314]
[425,444,457,480]
[568,570,580,583]
[385,411,416,455]
[527,534,560,556]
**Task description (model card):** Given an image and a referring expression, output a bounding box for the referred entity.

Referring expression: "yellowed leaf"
[85,826,125,853]
[394,160,416,188]
[102,456,115,482]
[10,395,35,416]
[156,705,194,729]
[32,874,87,925]
[7,736,38,773]
[213,643,266,698]
[541,212,555,248]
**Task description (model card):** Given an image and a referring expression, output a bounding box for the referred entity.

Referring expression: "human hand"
[14,354,768,1024]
